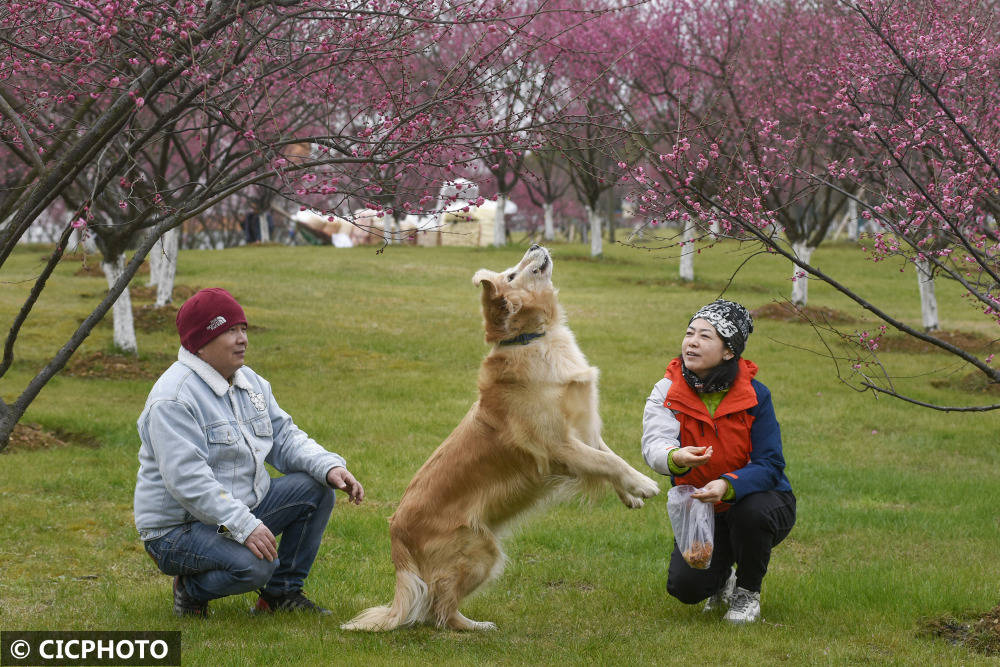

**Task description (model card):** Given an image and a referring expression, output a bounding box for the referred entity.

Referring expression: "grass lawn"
[1,239,997,665]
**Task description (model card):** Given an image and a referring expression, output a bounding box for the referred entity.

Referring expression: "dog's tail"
[340,544,430,631]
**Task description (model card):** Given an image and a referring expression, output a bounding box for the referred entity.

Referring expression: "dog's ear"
[474,270,508,310]
[472,269,496,291]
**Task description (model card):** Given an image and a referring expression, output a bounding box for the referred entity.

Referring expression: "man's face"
[197,324,248,379]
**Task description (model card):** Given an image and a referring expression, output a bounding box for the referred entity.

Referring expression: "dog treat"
[682,540,713,569]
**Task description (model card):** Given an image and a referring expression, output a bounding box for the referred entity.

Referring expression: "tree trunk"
[606,189,615,244]
[0,411,13,452]
[915,257,940,332]
[257,212,271,243]
[790,240,815,306]
[679,218,696,282]
[493,193,508,247]
[147,234,161,287]
[846,197,859,241]
[102,254,137,353]
[587,205,603,257]
[154,227,178,307]
[543,202,555,241]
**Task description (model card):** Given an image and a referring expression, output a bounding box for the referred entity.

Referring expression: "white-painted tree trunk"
[846,197,859,241]
[679,218,696,282]
[147,234,161,287]
[710,218,721,238]
[102,254,137,353]
[586,205,603,257]
[154,227,179,307]
[493,193,508,247]
[790,240,815,306]
[256,213,270,243]
[68,229,97,254]
[915,257,940,332]
[543,202,555,241]
[384,214,398,245]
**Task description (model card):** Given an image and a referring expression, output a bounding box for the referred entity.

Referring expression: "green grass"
[1,240,997,665]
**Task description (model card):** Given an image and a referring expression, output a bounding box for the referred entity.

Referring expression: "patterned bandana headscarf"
[689,299,754,358]
[681,300,754,394]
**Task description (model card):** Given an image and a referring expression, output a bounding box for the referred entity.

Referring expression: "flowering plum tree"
[521,144,572,241]
[0,0,627,449]
[623,0,853,295]
[623,0,1000,411]
[537,4,641,257]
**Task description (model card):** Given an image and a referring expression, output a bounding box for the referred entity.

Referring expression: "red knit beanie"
[176,288,247,353]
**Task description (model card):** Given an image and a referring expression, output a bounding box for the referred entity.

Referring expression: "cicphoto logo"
[1,631,180,666]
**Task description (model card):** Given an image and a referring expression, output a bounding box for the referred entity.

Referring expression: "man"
[135,287,364,617]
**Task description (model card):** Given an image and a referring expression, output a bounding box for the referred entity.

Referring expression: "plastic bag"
[667,484,715,569]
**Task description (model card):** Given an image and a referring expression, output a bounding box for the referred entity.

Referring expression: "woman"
[641,300,795,624]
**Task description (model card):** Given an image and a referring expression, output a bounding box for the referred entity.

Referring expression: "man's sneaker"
[252,590,332,615]
[723,587,761,624]
[173,576,209,617]
[703,567,737,613]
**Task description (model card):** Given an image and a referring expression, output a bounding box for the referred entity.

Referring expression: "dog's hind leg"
[446,610,497,631]
[431,576,498,631]
[341,535,431,631]
[429,529,504,630]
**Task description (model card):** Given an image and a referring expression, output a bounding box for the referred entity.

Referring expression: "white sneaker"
[702,567,737,612]
[723,587,761,624]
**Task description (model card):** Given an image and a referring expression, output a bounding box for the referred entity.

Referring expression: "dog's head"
[472,245,558,344]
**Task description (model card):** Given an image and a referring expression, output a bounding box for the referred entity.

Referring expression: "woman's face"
[682,318,733,378]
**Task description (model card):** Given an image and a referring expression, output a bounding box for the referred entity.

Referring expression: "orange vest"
[663,358,760,506]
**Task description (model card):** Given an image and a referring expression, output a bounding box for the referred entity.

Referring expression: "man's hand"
[327,467,365,505]
[691,479,729,504]
[244,523,278,561]
[671,445,713,469]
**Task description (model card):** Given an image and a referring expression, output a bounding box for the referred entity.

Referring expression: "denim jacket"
[134,347,346,544]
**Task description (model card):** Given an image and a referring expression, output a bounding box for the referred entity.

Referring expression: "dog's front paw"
[619,492,646,509]
[627,472,660,499]
[615,471,659,508]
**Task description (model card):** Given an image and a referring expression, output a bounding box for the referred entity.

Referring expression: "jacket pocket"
[249,415,273,438]
[207,423,238,445]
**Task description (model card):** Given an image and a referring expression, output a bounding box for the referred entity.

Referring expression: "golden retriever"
[341,245,660,631]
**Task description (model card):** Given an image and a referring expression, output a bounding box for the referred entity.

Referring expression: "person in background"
[135,287,364,617]
[641,300,795,624]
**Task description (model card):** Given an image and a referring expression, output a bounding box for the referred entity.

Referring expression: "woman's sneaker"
[702,567,737,612]
[723,587,761,624]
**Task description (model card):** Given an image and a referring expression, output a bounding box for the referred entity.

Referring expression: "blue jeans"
[144,472,335,603]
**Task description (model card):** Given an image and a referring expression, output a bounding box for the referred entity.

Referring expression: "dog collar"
[498,332,546,346]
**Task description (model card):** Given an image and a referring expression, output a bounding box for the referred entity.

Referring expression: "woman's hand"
[692,479,728,504]
[671,445,713,469]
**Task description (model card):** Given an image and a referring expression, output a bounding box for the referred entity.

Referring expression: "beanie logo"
[206,315,227,331]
